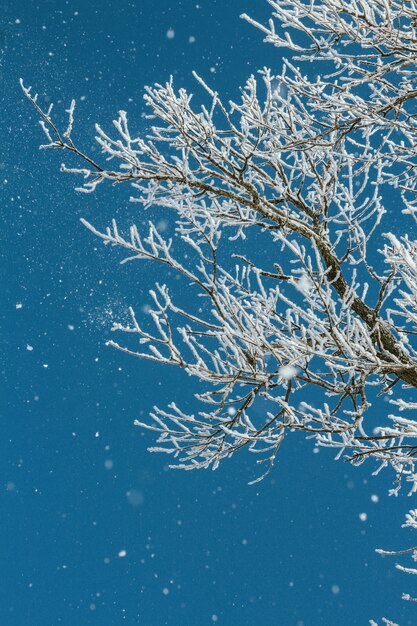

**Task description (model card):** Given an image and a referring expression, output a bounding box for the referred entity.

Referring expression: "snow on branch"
[21,0,417,572]
[374,508,417,620]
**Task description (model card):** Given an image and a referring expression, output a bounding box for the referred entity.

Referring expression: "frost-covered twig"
[23,3,417,622]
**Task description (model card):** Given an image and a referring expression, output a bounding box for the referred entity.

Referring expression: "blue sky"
[2,1,416,624]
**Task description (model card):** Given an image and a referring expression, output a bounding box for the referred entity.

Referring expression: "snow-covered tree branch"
[22,1,417,621]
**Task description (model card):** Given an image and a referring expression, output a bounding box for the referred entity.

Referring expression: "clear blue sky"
[1,1,415,624]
